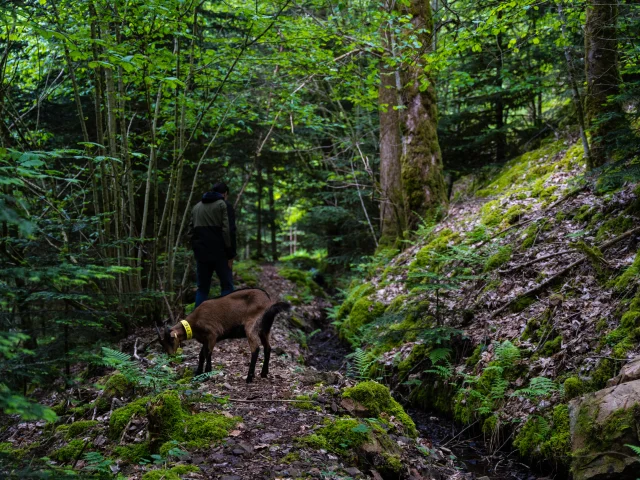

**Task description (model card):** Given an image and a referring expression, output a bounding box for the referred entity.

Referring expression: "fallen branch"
[499,249,575,274]
[493,226,640,317]
[209,395,321,404]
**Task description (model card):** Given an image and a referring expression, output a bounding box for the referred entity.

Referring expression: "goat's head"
[156,324,180,355]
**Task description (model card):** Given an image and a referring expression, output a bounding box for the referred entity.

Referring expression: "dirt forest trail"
[130,265,536,480]
[136,265,465,480]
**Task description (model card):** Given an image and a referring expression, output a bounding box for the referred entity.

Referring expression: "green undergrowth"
[475,140,576,199]
[108,391,240,462]
[278,266,325,300]
[513,404,571,464]
[234,259,262,285]
[141,465,200,480]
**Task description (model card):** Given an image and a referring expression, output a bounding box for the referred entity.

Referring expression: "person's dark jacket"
[189,191,237,262]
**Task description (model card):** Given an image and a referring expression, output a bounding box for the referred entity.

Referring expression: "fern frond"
[428,348,451,365]
[625,444,640,456]
[192,371,222,383]
[424,364,453,379]
[495,340,520,367]
[346,348,378,381]
[513,377,558,399]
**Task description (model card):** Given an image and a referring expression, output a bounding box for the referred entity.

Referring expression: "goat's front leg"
[246,336,260,383]
[205,337,216,373]
[196,343,208,375]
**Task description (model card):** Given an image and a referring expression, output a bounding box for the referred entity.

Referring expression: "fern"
[100,347,143,385]
[346,348,378,381]
[494,340,520,367]
[428,348,451,365]
[424,364,453,379]
[513,377,558,399]
[625,444,640,456]
[192,371,222,383]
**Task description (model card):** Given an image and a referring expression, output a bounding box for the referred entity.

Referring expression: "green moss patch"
[484,245,512,272]
[342,381,417,437]
[109,396,151,440]
[147,391,239,452]
[141,465,200,480]
[52,439,91,463]
[113,442,151,463]
[513,404,570,464]
[302,418,372,456]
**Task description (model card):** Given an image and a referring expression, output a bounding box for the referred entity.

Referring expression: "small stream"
[306,324,543,480]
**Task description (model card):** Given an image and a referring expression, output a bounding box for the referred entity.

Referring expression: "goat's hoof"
[246,376,254,383]
[260,372,268,378]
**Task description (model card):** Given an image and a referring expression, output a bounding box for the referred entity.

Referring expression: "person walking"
[189,182,237,307]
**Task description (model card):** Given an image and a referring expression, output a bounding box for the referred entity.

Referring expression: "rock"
[607,356,640,387]
[301,371,342,385]
[309,467,322,477]
[231,448,245,456]
[220,476,242,480]
[344,466,362,477]
[569,379,640,480]
[340,398,369,417]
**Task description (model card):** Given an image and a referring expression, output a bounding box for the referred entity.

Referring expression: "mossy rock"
[513,405,570,464]
[337,283,375,321]
[410,228,459,271]
[145,391,240,452]
[564,377,584,400]
[109,396,151,440]
[104,372,135,398]
[570,383,640,480]
[339,298,385,345]
[342,381,417,437]
[141,465,200,480]
[113,441,151,463]
[301,417,403,478]
[484,245,512,272]
[52,439,91,463]
[59,420,98,439]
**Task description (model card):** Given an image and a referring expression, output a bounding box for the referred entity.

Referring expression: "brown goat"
[157,288,290,383]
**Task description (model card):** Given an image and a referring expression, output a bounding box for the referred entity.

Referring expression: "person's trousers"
[195,258,234,307]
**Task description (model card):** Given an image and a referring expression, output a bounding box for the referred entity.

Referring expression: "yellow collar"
[180,320,193,340]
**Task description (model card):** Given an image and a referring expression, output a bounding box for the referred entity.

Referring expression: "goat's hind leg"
[246,335,260,383]
[259,332,271,378]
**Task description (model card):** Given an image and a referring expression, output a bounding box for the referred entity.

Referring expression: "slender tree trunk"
[495,15,506,163]
[378,5,405,246]
[268,169,278,261]
[399,0,447,229]
[256,166,263,259]
[558,4,591,163]
[584,0,625,169]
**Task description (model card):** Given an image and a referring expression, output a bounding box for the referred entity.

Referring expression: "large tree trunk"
[584,0,624,169]
[378,13,405,246]
[399,0,447,230]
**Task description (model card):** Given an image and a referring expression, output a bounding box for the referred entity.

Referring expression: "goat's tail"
[260,302,291,334]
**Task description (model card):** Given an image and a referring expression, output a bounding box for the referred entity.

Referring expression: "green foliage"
[346,348,378,381]
[484,245,512,272]
[564,377,584,400]
[302,418,371,456]
[100,348,176,392]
